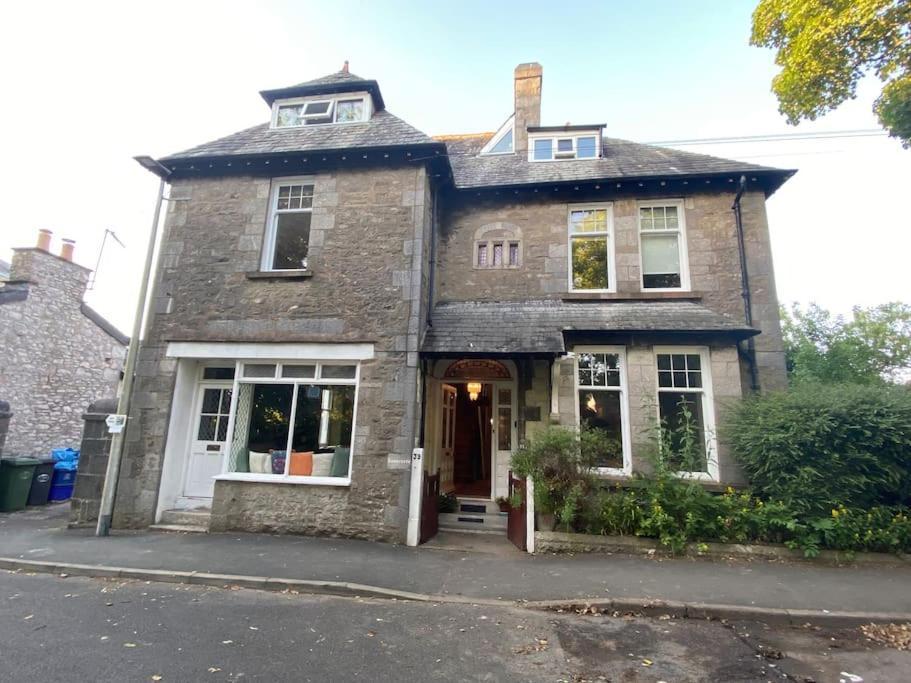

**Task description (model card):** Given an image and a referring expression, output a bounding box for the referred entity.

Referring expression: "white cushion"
[249,451,271,474]
[311,452,333,477]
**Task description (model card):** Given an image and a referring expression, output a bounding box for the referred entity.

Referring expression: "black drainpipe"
[732,175,760,392]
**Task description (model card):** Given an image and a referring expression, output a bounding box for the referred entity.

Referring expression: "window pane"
[658,391,707,472]
[508,242,519,266]
[201,388,221,414]
[220,389,233,415]
[197,415,217,441]
[672,355,686,370]
[641,233,681,289]
[658,370,673,387]
[291,385,355,453]
[277,184,313,211]
[533,138,552,160]
[282,364,316,378]
[243,364,276,378]
[578,391,624,468]
[572,236,609,290]
[247,384,294,453]
[577,136,597,158]
[271,212,312,270]
[557,138,573,152]
[335,99,364,122]
[489,128,513,154]
[492,242,503,266]
[320,365,356,379]
[477,243,488,266]
[657,354,671,370]
[497,407,511,450]
[276,105,303,127]
[303,100,331,115]
[571,209,607,233]
[686,354,701,371]
[203,366,235,380]
[665,206,679,228]
[217,417,229,442]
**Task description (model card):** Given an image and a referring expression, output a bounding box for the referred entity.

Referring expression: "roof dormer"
[527,124,605,161]
[260,62,383,129]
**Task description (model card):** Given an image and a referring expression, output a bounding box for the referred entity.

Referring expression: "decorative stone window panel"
[473,222,523,270]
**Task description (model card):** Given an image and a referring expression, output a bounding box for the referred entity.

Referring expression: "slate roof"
[258,69,385,109]
[422,300,756,355]
[436,132,793,191]
[81,303,129,345]
[160,110,438,162]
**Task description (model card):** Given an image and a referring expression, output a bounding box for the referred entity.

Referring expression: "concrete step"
[149,523,209,534]
[456,498,502,515]
[155,508,211,532]
[439,511,507,533]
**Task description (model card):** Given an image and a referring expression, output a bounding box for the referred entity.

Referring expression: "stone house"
[0,231,127,456]
[113,62,792,544]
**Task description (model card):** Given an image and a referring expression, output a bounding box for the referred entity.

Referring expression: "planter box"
[534,530,911,567]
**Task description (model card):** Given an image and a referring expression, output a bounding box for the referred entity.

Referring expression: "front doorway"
[451,382,492,497]
[182,381,232,499]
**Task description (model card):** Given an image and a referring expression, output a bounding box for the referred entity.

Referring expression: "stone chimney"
[513,62,543,155]
[60,239,75,262]
[37,229,52,252]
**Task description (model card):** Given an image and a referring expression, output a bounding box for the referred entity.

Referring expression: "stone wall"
[0,249,126,456]
[437,190,786,392]
[114,164,433,541]
[69,397,118,527]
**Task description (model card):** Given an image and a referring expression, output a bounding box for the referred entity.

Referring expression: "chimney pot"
[342,60,349,74]
[60,239,75,262]
[37,229,52,252]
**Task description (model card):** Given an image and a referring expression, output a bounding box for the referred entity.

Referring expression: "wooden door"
[420,469,440,543]
[507,471,527,550]
[492,385,516,499]
[184,383,232,499]
[440,384,456,491]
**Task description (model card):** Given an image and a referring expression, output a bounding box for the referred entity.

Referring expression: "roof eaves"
[80,303,129,345]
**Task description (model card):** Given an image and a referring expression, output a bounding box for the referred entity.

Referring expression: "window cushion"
[289,451,313,476]
[311,452,333,477]
[330,448,350,477]
[249,451,271,474]
[270,450,287,475]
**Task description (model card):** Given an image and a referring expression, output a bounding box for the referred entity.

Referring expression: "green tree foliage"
[781,302,911,384]
[751,0,911,147]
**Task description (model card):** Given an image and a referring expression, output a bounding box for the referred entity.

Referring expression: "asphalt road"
[1,571,908,682]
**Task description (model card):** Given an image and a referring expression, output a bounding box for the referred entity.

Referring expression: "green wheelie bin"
[0,457,40,512]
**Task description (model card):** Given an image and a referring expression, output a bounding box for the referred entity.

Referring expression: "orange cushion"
[289,451,313,476]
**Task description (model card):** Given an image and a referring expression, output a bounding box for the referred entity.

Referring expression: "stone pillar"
[69,397,118,527]
[0,400,11,456]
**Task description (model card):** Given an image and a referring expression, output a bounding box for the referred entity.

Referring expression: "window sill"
[562,291,701,302]
[246,270,313,281]
[214,473,350,487]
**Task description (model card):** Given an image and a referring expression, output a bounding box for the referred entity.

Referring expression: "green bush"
[724,383,911,515]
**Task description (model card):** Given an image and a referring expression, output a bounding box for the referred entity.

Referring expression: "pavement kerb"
[3,557,910,627]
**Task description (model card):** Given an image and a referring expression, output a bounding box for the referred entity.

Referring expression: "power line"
[644,129,887,146]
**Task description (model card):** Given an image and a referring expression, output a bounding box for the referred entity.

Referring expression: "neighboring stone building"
[112,62,792,544]
[0,231,127,456]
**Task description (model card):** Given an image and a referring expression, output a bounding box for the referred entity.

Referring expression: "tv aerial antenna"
[87,228,126,290]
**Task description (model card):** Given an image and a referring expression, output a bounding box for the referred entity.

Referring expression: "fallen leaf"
[152,676,163,681]
[642,659,653,667]
[221,640,233,645]
[124,643,137,648]
[207,668,221,673]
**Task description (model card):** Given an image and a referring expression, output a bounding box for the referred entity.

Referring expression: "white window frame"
[260,176,315,272]
[653,346,718,481]
[567,202,616,293]
[637,199,690,292]
[528,133,601,161]
[572,346,633,476]
[479,115,515,156]
[270,95,370,129]
[218,360,361,487]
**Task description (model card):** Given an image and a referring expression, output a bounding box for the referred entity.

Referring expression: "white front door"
[440,384,457,490]
[492,384,517,499]
[183,383,232,499]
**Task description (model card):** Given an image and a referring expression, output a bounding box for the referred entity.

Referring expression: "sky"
[0,0,908,333]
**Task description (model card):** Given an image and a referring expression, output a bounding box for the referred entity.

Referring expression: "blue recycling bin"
[49,449,79,502]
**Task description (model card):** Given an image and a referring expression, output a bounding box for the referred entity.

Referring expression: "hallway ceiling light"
[467,381,482,401]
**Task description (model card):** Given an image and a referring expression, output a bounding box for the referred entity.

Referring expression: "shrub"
[511,425,617,529]
[725,383,911,515]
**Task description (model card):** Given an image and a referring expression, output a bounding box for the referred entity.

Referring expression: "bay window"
[225,361,359,482]
[655,348,717,480]
[569,204,614,291]
[639,200,689,290]
[575,348,630,473]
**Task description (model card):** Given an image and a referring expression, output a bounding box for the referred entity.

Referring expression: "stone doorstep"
[534,530,911,567]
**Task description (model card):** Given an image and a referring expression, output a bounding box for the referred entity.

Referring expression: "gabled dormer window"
[530,133,600,161]
[272,95,369,128]
[480,116,515,156]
